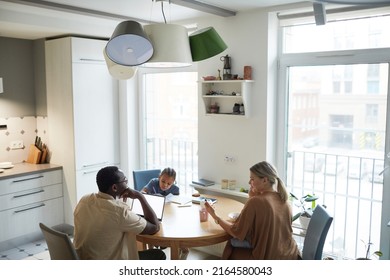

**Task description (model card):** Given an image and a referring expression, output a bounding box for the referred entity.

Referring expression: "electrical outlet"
[224,155,236,163]
[10,140,24,150]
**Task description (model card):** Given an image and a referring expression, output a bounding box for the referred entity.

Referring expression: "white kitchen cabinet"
[0,168,64,251]
[75,168,101,201]
[72,62,118,170]
[45,37,120,223]
[200,80,254,117]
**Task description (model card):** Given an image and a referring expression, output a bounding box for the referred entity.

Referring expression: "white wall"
[123,3,314,188]
[185,9,279,189]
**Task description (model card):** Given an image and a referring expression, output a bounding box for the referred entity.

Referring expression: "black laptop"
[130,193,166,221]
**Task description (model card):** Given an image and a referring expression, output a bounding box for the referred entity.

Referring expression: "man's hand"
[120,188,141,202]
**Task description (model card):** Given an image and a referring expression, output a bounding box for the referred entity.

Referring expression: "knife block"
[26,144,42,164]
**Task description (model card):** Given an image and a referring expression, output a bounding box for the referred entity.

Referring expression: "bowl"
[202,76,216,81]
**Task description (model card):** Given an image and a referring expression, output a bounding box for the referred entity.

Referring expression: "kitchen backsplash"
[0,116,49,164]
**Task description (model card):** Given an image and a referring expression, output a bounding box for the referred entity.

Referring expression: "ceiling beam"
[315,0,390,6]
[2,0,157,23]
[169,0,236,17]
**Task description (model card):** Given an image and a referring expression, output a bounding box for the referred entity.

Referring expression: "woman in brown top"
[205,161,301,260]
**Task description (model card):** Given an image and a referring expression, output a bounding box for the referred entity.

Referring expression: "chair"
[39,222,79,260]
[132,169,161,191]
[301,204,333,260]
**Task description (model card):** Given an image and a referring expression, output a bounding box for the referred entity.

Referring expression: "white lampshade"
[141,24,192,68]
[103,48,137,80]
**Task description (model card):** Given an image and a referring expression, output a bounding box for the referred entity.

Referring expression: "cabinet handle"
[83,170,99,174]
[79,58,104,62]
[82,162,108,168]
[14,203,45,213]
[13,189,45,198]
[12,175,44,183]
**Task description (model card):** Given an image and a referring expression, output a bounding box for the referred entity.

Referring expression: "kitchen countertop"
[0,162,62,180]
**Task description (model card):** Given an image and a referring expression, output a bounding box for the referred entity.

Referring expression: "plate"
[0,168,4,173]
[228,212,240,222]
[0,164,14,169]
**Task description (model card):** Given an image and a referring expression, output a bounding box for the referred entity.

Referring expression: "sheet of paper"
[165,193,193,205]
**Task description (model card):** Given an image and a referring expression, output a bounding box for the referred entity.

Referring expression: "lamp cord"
[161,1,167,23]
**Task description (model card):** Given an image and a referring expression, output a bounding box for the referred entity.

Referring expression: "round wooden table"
[136,195,244,260]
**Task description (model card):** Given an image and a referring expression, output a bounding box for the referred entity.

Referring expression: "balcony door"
[278,52,390,259]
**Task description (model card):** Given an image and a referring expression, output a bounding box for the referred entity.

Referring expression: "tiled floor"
[0,239,50,260]
[0,239,219,260]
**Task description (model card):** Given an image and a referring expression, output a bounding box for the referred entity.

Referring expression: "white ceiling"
[0,0,305,40]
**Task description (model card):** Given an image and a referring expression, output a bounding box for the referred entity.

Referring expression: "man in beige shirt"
[73,166,166,260]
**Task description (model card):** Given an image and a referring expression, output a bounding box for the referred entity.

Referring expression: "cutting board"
[26,144,42,164]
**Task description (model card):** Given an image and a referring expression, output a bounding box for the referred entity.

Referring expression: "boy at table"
[141,167,180,196]
[141,167,189,258]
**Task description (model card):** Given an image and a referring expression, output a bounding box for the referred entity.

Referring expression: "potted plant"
[356,239,383,260]
[290,193,319,229]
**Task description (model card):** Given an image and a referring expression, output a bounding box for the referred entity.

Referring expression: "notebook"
[191,178,215,186]
[130,193,166,221]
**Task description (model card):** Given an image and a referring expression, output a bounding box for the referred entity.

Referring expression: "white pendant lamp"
[103,48,137,80]
[141,23,192,68]
[106,20,153,66]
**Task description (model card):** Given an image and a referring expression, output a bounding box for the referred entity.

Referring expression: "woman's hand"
[204,201,217,219]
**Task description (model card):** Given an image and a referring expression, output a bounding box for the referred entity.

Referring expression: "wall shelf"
[199,80,254,118]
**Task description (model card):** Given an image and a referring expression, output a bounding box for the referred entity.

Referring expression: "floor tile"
[29,250,50,260]
[3,249,29,260]
[23,255,39,260]
[19,242,47,255]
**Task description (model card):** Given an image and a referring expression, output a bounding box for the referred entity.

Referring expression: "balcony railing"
[287,150,384,259]
[145,137,384,259]
[145,137,198,195]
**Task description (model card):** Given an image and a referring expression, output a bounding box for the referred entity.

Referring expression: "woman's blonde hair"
[250,161,288,202]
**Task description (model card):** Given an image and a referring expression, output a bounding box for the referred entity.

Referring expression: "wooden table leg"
[170,243,180,260]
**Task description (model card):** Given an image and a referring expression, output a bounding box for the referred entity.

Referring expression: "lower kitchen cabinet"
[0,198,63,243]
[0,166,64,251]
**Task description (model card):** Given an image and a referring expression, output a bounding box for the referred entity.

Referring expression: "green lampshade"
[189,27,228,62]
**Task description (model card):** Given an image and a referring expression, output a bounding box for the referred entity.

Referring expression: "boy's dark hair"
[161,167,176,180]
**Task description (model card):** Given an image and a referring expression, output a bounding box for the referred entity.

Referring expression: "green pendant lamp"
[189,27,228,62]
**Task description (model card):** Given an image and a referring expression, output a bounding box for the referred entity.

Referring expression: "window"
[282,13,390,53]
[279,8,390,259]
[366,104,378,123]
[141,71,198,192]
